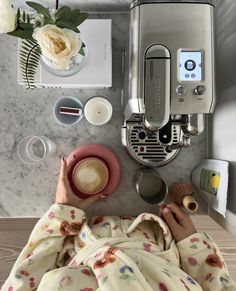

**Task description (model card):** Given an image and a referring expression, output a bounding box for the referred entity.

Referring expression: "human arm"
[161,201,236,290]
[2,158,106,291]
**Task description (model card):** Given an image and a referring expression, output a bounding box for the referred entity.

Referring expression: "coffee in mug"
[73,157,109,194]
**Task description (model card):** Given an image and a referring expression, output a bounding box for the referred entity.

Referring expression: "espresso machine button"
[194,85,206,96]
[176,85,186,96]
[185,59,196,71]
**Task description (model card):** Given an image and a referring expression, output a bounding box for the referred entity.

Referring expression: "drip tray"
[122,122,182,167]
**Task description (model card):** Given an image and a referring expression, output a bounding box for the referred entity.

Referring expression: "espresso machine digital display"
[179,51,203,82]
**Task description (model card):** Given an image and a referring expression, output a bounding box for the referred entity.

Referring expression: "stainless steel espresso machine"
[122,0,216,166]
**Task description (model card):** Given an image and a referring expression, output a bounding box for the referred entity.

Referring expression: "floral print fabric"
[177,233,235,290]
[2,204,236,291]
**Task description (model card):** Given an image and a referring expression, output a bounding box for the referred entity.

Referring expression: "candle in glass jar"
[84,97,113,126]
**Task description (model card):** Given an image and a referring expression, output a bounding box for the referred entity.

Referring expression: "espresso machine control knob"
[194,85,206,96]
[176,85,186,96]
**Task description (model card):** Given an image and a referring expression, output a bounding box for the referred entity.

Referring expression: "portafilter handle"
[144,44,171,131]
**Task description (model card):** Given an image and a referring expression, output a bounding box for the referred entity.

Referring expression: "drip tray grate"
[125,122,182,166]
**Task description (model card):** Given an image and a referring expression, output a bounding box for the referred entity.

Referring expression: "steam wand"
[166,135,191,152]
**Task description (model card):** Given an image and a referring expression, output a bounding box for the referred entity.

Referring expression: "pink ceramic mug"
[72,157,109,195]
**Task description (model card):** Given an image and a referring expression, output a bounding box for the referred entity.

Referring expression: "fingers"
[160,204,167,210]
[159,204,167,217]
[162,207,179,234]
[166,203,187,222]
[59,158,73,192]
[60,157,67,179]
[60,155,75,175]
[67,154,77,173]
[161,203,197,242]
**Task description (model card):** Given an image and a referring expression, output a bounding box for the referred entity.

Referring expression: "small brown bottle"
[169,184,199,213]
[181,194,199,213]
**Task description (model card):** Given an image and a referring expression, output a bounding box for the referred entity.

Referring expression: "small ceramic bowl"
[72,157,109,195]
[54,96,83,126]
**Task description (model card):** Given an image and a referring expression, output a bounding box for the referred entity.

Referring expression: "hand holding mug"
[56,158,107,210]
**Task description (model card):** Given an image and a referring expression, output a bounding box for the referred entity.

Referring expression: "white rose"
[0,0,16,34]
[33,25,82,70]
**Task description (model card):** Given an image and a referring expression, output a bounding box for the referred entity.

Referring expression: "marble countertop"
[0,12,207,218]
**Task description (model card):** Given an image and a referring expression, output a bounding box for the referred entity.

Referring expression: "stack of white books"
[18,19,112,88]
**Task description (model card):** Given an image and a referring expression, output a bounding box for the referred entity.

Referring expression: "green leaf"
[65,10,88,27]
[43,17,55,25]
[21,60,39,67]
[35,47,42,54]
[20,60,38,67]
[71,12,88,27]
[55,7,88,29]
[8,28,34,40]
[55,6,71,19]
[17,8,20,20]
[29,54,41,62]
[23,11,26,22]
[19,39,41,89]
[56,21,80,33]
[23,70,37,76]
[9,22,34,39]
[27,66,37,71]
[26,1,51,18]
[27,39,37,46]
[68,9,81,23]
[79,47,85,56]
[19,23,34,30]
[82,42,86,48]
[21,49,39,59]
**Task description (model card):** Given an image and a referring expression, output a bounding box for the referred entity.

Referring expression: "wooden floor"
[0,215,236,288]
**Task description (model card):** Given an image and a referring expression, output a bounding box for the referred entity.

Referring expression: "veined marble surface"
[0,12,208,218]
